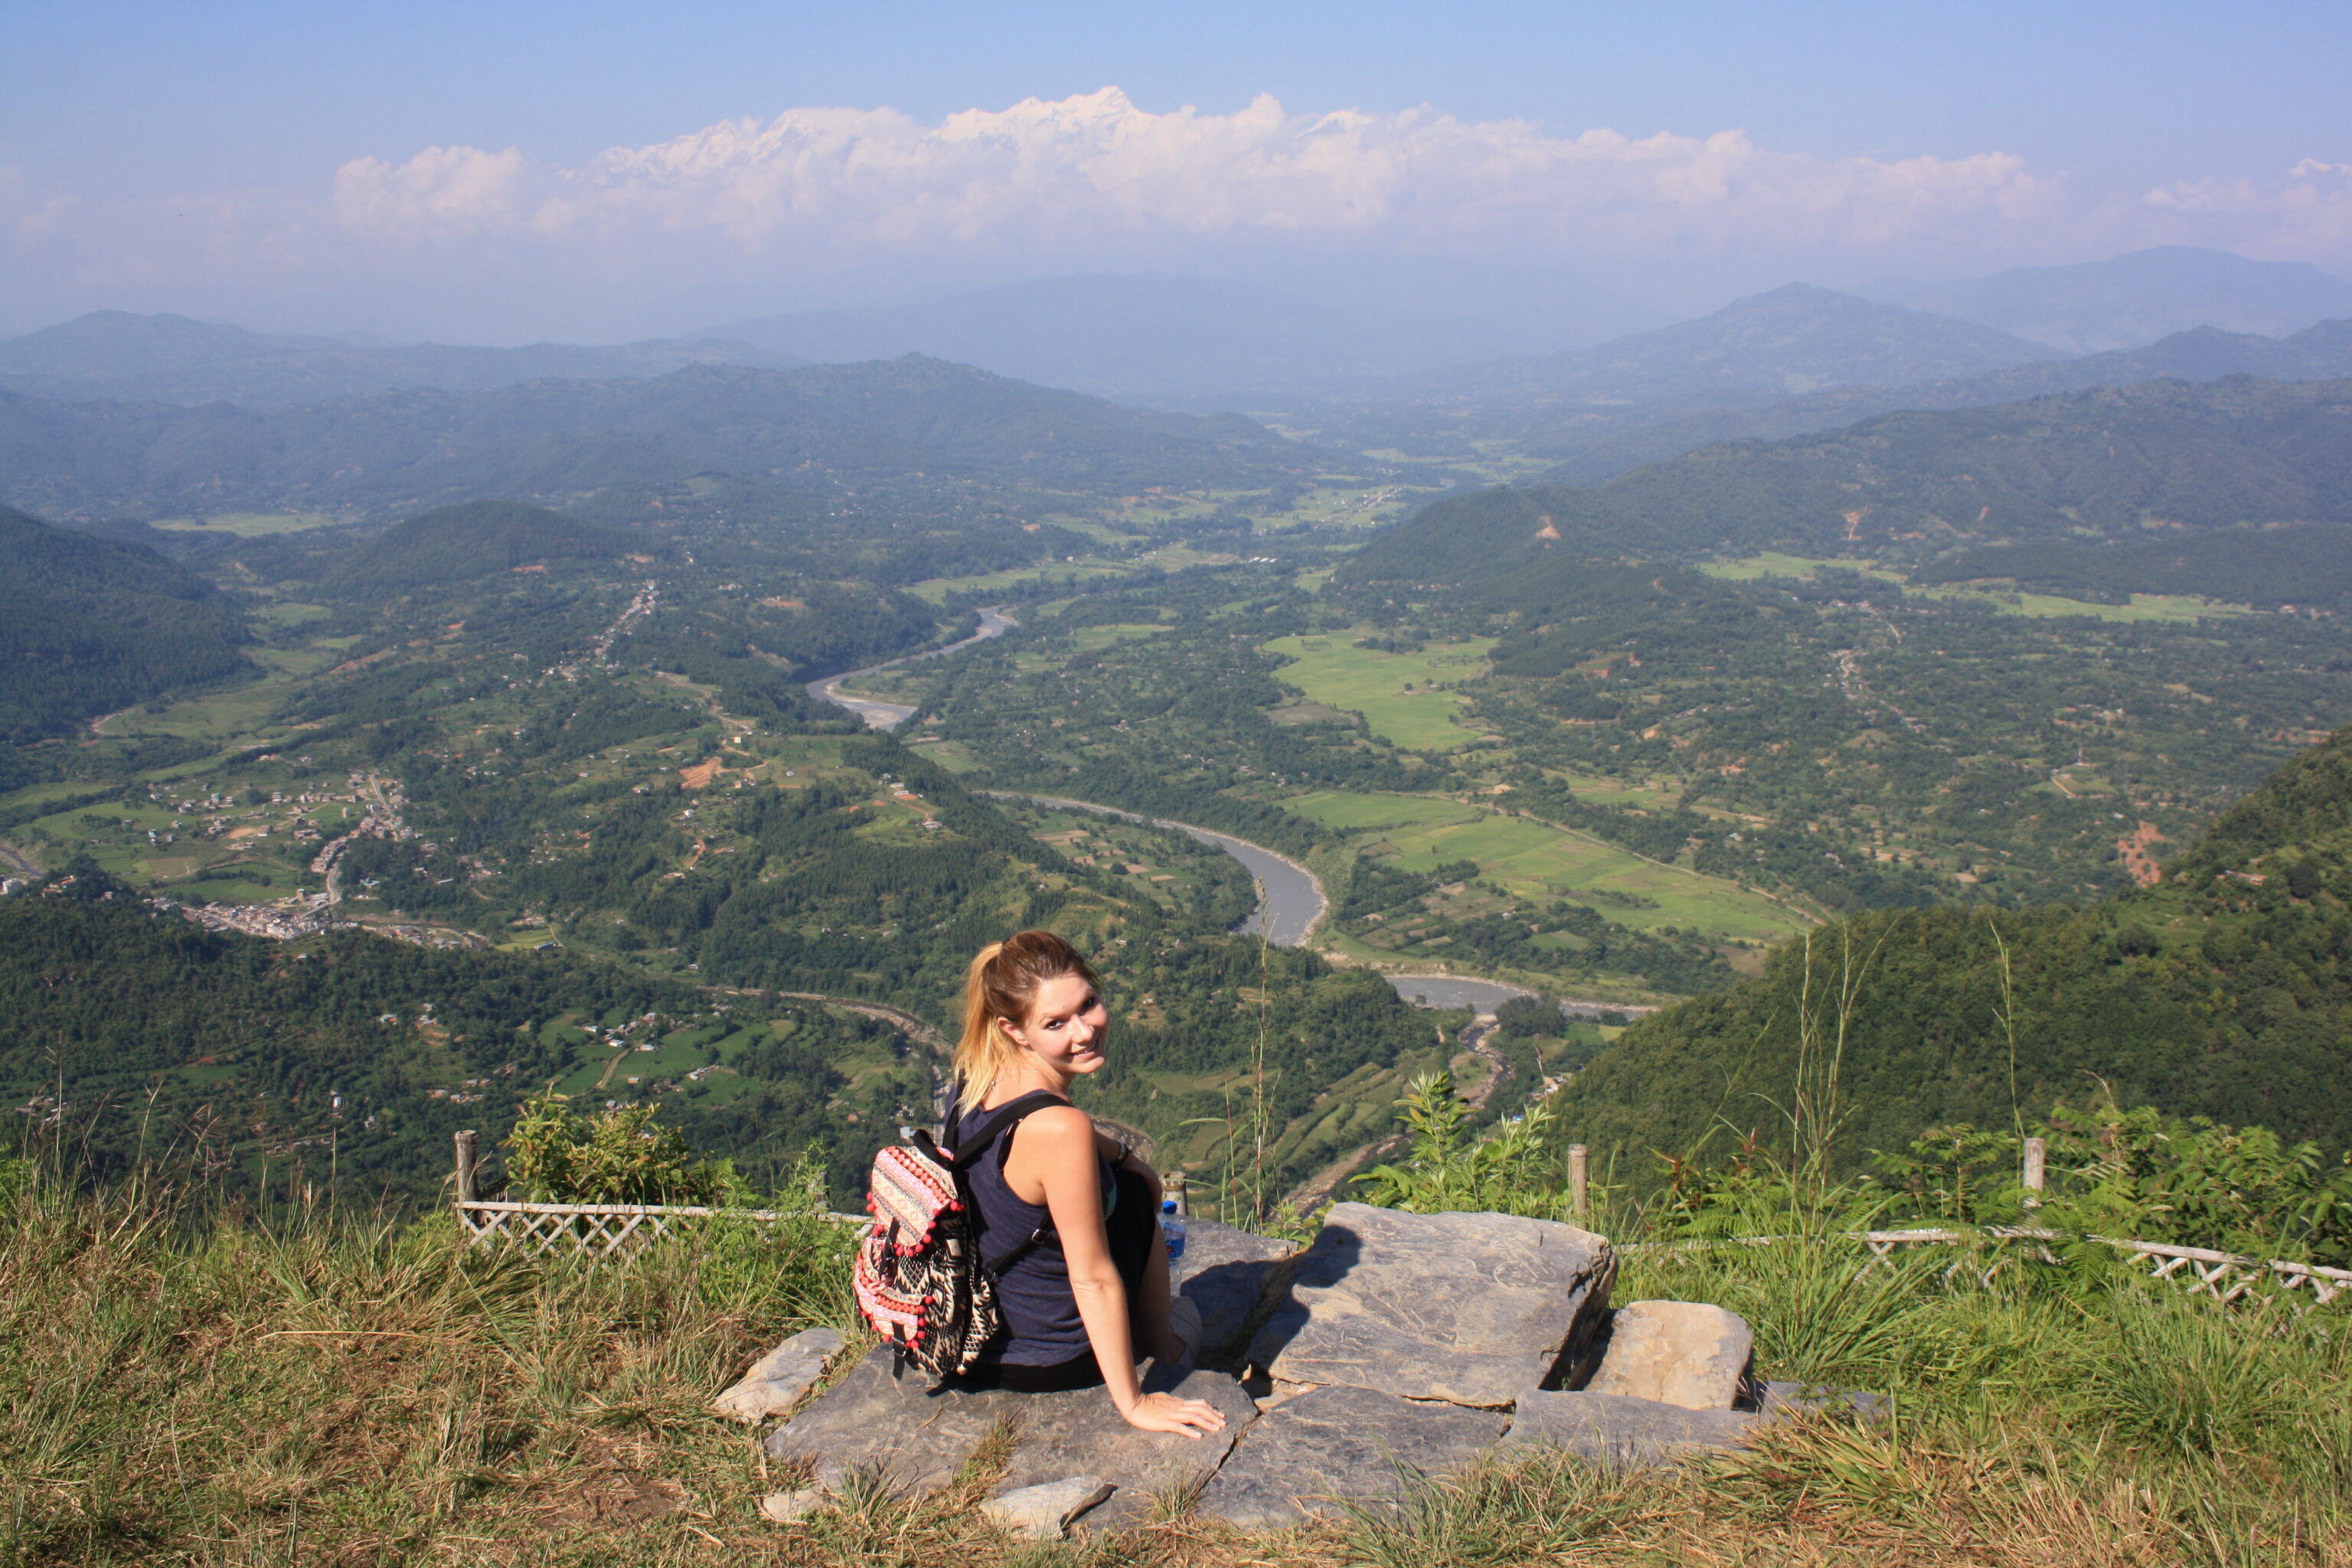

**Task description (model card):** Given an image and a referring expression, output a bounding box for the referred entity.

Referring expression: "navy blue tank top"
[952,1091,1151,1367]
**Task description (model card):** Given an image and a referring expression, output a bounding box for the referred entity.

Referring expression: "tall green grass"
[0,1160,855,1565]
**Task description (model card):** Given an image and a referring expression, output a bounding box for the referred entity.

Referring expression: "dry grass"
[3,1171,2348,1566]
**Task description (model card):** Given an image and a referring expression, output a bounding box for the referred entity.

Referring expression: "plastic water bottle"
[1161,1199,1187,1262]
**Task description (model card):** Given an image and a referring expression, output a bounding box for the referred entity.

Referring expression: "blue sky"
[5,1,2347,339]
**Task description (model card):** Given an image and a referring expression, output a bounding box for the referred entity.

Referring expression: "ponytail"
[952,929,1098,1116]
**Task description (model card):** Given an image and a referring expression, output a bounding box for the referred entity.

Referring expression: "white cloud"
[6,90,2348,338]
[333,145,528,240]
[2142,157,2352,260]
[483,87,2064,257]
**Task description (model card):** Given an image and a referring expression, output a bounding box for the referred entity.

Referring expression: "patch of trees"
[1549,724,2352,1182]
[0,505,250,742]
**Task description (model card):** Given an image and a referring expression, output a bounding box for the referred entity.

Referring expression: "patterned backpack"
[852,1099,1058,1380]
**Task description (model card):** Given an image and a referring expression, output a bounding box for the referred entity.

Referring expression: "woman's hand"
[1118,1391,1227,1439]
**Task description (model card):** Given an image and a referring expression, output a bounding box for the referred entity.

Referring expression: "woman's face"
[1001,971,1110,1078]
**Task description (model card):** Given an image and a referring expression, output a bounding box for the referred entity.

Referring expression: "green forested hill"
[317,500,635,593]
[1522,317,2352,485]
[1908,521,2352,607]
[0,891,924,1205]
[1347,377,2352,598]
[0,505,250,743]
[1548,726,2352,1174]
[1398,284,2058,406]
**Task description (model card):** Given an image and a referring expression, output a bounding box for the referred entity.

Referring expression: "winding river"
[805,606,1019,730]
[980,793,1328,948]
[805,618,1648,1018]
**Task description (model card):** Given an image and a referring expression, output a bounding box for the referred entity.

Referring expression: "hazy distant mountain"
[710,274,1547,407]
[1348,377,2352,595]
[0,311,804,408]
[1379,284,2060,410]
[1532,315,2352,483]
[1862,247,2352,354]
[0,356,1305,520]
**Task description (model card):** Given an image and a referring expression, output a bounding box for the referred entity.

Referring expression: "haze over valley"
[11,226,2352,1207]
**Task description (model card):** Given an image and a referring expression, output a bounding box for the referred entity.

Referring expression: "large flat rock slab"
[1586,1302,1753,1411]
[1247,1203,1615,1407]
[1194,1383,1509,1529]
[765,1349,1254,1512]
[1168,1217,1293,1366]
[1500,1389,1756,1468]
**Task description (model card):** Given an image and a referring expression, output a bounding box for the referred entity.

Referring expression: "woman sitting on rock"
[944,929,1225,1438]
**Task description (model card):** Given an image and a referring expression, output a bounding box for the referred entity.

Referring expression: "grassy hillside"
[0,505,250,743]
[1549,724,2352,1174]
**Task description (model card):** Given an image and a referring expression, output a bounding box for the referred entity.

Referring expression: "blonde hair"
[953,929,1099,1116]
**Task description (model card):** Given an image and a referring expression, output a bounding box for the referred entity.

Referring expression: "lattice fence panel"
[459,1200,867,1263]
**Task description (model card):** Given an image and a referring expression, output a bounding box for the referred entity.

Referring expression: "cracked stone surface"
[1586,1302,1754,1411]
[765,1349,1254,1512]
[1499,1388,1757,1467]
[1247,1203,1615,1407]
[1194,1383,1509,1528]
[1168,1217,1293,1366]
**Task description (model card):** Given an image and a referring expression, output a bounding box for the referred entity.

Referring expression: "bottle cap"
[1161,1199,1177,1213]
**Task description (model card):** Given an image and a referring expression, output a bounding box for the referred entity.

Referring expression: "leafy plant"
[501,1089,742,1206]
[1354,1070,1565,1217]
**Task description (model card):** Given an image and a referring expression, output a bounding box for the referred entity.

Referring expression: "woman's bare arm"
[1013,1106,1224,1436]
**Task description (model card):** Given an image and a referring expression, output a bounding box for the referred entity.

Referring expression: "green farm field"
[152,511,347,536]
[1286,788,1811,945]
[905,560,1131,604]
[1700,553,2240,622]
[1262,630,1500,752]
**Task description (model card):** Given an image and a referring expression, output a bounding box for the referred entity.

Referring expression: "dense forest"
[0,888,920,1205]
[1547,723,2352,1178]
[0,505,251,745]
[317,501,639,593]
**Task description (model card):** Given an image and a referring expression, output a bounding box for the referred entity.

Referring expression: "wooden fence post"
[1568,1143,1589,1224]
[2021,1136,2046,1207]
[454,1129,479,1207]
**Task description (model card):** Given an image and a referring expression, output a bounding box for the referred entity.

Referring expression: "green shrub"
[501,1089,743,1206]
